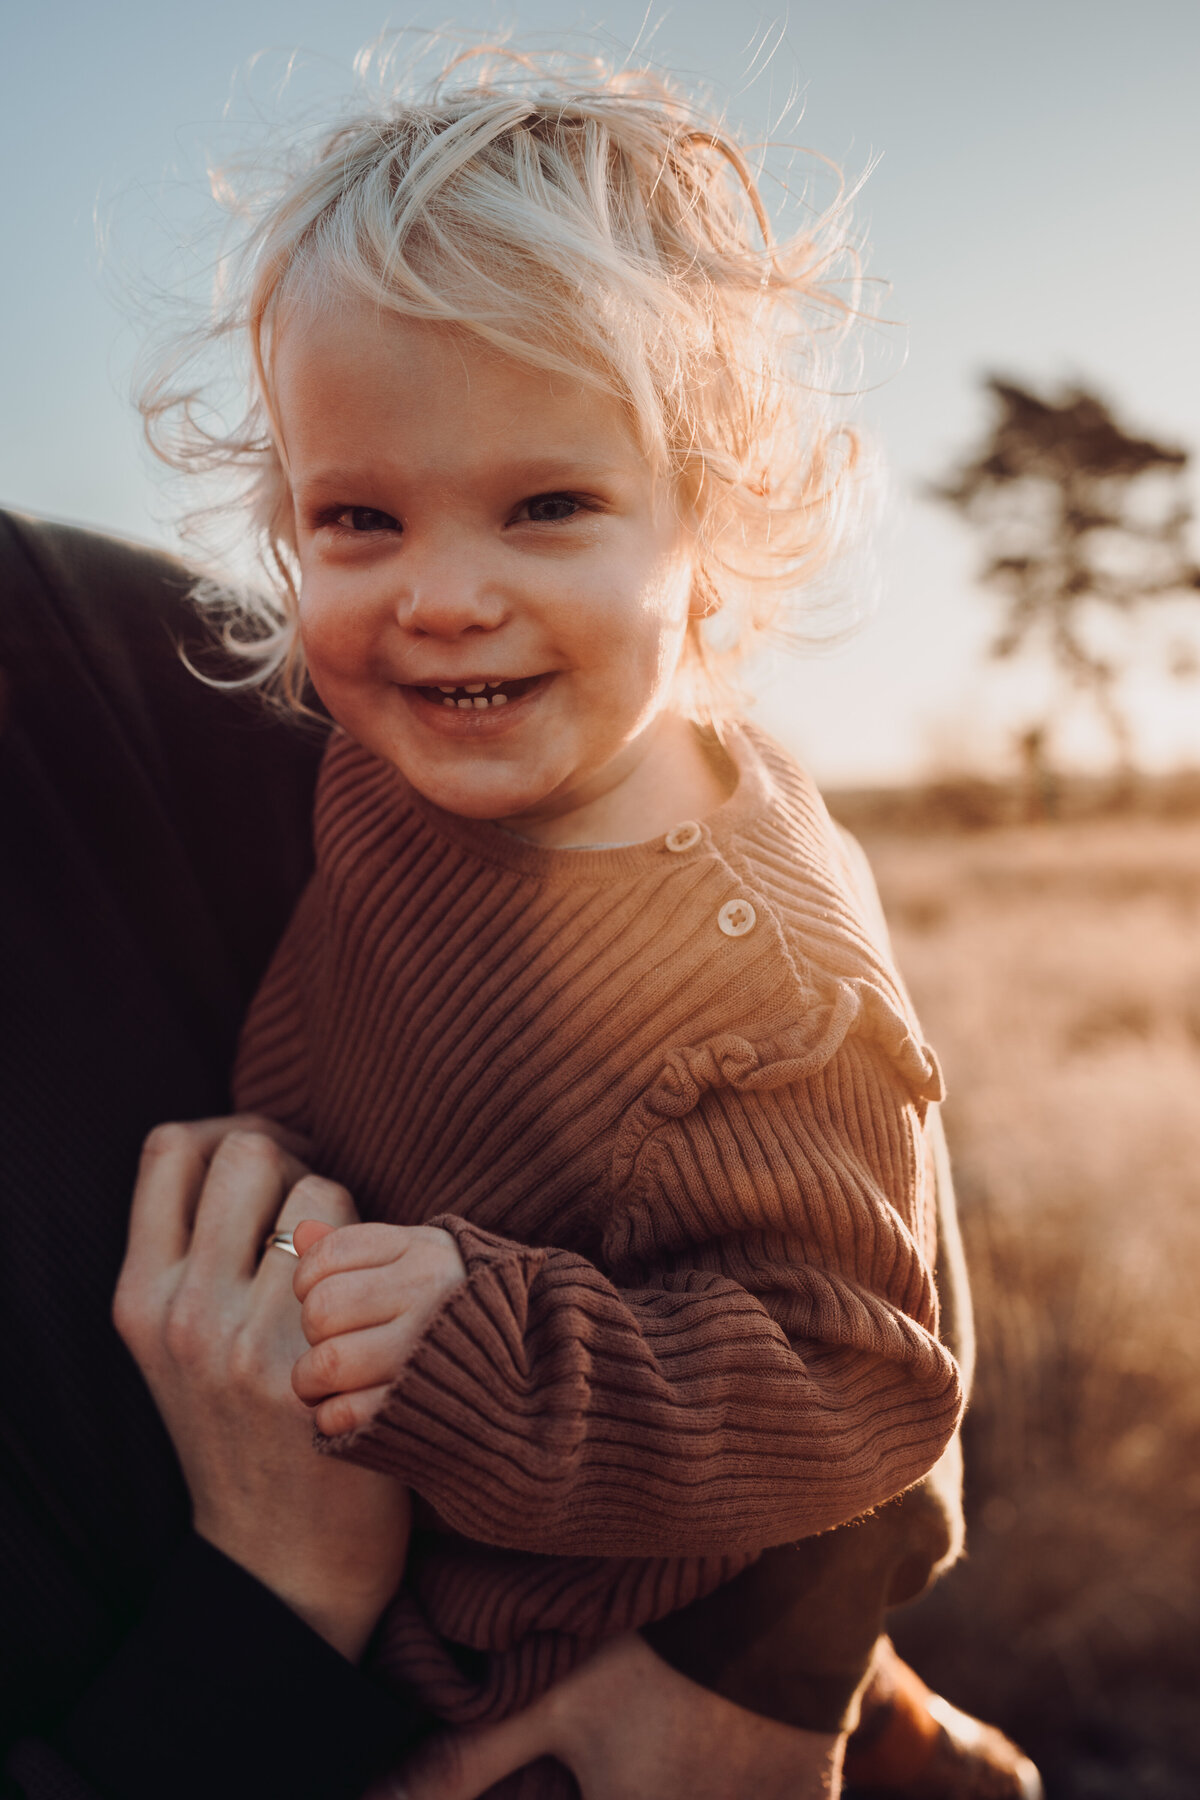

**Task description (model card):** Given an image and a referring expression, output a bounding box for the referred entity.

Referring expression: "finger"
[292,1218,336,1256]
[292,1319,412,1405]
[186,1131,296,1281]
[236,1114,310,1161]
[311,1382,392,1438]
[155,1112,309,1166]
[393,1703,563,1800]
[298,1262,417,1347]
[292,1222,410,1304]
[126,1116,310,1276]
[276,1174,361,1234]
[124,1122,213,1276]
[256,1176,360,1298]
[201,1111,308,1161]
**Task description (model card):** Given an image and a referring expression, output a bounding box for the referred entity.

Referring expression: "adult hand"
[113,1115,411,1661]
[381,1633,844,1800]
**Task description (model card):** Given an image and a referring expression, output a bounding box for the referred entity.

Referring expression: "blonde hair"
[140,42,866,722]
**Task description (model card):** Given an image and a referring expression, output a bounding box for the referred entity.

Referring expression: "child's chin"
[414,769,551,826]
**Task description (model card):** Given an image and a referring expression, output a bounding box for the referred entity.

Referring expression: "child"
[148,47,973,1798]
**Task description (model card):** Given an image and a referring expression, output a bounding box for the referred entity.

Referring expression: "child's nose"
[398,549,509,639]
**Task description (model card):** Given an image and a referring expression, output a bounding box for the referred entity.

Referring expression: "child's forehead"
[271,289,652,470]
[277,285,546,394]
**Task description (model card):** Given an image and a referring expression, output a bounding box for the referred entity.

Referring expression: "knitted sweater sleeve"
[328,1016,963,1562]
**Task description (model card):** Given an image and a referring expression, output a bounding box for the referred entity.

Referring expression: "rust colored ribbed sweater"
[234,723,962,1760]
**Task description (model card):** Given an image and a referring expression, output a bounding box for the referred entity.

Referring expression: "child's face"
[274,295,703,839]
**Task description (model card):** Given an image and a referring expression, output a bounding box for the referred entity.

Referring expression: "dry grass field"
[841,807,1200,1800]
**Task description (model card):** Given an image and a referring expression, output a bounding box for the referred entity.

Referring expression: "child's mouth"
[412,675,544,711]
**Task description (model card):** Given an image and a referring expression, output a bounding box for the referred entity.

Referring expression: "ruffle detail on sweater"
[612,973,942,1191]
[848,978,945,1106]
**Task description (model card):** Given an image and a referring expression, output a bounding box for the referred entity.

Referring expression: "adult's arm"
[387,1633,845,1800]
[0,512,425,1798]
[6,1536,416,1800]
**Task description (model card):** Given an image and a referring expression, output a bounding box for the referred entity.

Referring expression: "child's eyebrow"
[498,455,629,488]
[293,455,630,498]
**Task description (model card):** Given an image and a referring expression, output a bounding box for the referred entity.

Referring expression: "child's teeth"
[443,697,456,708]
[430,682,517,708]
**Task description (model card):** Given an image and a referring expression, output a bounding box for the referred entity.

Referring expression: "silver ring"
[264,1229,299,1258]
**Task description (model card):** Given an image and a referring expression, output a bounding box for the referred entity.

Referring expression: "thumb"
[388,1706,561,1800]
[293,1217,337,1256]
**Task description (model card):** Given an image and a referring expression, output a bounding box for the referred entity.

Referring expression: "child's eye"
[333,507,401,534]
[520,493,583,524]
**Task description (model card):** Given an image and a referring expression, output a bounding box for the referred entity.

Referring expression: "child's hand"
[290,1220,468,1435]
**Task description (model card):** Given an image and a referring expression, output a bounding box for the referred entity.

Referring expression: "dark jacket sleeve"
[6,1538,422,1800]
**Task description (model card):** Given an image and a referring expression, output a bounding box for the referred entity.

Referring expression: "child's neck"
[500,714,736,850]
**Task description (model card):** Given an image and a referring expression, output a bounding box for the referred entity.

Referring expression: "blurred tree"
[935,378,1200,788]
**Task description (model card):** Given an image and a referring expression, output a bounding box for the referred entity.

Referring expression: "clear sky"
[4,0,1199,784]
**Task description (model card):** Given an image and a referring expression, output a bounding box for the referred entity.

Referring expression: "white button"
[665,820,702,853]
[717,899,757,938]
